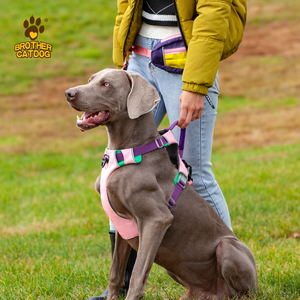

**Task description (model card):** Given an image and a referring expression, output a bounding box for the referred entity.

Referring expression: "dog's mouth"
[76,111,110,131]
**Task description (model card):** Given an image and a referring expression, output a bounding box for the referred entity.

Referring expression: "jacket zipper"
[123,0,139,60]
[173,0,188,50]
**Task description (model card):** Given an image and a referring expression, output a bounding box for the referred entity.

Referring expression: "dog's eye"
[103,82,110,87]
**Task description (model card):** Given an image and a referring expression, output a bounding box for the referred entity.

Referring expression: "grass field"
[1,0,300,299]
[1,143,299,299]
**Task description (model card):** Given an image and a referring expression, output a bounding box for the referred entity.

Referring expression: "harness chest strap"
[100,148,139,240]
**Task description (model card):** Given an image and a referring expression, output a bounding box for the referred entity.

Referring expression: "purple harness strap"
[100,122,189,239]
[101,121,188,215]
[164,121,187,208]
[116,120,188,208]
[115,135,168,165]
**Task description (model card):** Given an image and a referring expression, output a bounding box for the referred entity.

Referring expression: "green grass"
[1,139,299,299]
[218,95,299,114]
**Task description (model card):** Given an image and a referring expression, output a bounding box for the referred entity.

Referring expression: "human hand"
[177,91,204,129]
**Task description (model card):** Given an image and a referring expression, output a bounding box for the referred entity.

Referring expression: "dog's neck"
[106,112,160,150]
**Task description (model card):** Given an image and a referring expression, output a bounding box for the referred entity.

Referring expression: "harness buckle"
[101,154,109,168]
[155,137,166,148]
[168,197,176,208]
[182,159,193,182]
[174,172,187,188]
[178,179,186,189]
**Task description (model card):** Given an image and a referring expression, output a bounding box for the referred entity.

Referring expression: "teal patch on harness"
[134,155,142,164]
[174,172,180,185]
[116,150,125,167]
[118,160,125,167]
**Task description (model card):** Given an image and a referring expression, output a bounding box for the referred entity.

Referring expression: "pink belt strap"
[131,45,152,58]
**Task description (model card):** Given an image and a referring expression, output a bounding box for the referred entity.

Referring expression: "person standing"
[88,0,247,299]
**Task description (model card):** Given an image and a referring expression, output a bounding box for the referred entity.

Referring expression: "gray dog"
[65,69,258,300]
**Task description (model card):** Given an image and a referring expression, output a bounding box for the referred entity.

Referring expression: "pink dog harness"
[100,121,191,240]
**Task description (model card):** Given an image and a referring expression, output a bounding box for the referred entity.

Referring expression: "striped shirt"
[142,0,178,27]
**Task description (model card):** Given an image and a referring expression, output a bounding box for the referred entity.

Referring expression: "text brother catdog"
[14,41,52,58]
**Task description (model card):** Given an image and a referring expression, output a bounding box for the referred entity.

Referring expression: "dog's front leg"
[125,202,174,300]
[107,232,132,300]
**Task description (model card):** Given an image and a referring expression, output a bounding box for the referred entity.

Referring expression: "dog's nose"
[65,88,78,101]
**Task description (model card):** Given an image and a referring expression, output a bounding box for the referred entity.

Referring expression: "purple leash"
[164,121,188,209]
[167,121,186,159]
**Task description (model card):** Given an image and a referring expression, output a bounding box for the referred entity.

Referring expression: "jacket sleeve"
[182,0,233,95]
[113,0,129,68]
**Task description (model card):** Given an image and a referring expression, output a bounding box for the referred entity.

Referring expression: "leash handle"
[167,121,186,158]
[178,128,186,158]
[167,120,178,130]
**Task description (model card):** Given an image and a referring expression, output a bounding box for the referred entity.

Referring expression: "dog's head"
[65,69,160,131]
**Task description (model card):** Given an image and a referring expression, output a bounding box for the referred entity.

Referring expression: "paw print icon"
[24,16,45,40]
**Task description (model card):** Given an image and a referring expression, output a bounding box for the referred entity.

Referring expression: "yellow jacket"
[113,0,247,95]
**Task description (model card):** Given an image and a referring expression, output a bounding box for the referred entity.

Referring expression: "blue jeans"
[111,35,232,230]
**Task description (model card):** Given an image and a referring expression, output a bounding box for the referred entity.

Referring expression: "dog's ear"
[126,72,160,119]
